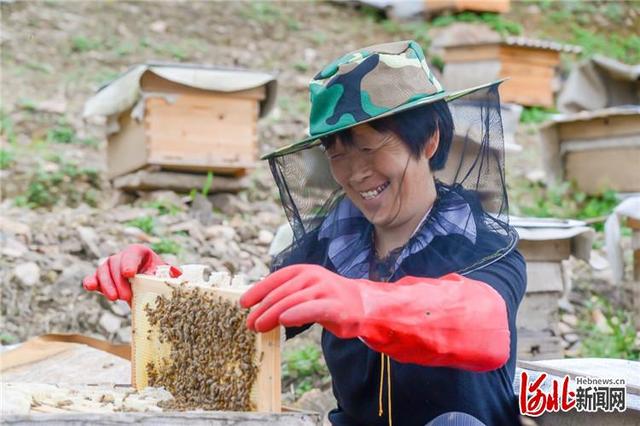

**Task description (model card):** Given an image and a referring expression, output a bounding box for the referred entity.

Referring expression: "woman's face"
[325,123,437,231]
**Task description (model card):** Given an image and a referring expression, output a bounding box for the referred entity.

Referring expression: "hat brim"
[261,79,506,160]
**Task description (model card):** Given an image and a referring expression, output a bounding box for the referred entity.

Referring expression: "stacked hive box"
[540,107,640,195]
[442,37,580,108]
[514,219,593,360]
[83,63,277,180]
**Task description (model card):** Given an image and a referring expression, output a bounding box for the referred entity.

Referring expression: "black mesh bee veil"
[268,83,518,279]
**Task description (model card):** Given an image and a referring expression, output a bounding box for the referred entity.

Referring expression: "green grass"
[578,296,639,360]
[571,25,640,64]
[70,35,103,53]
[0,148,14,169]
[282,344,329,398]
[151,238,181,255]
[520,106,557,124]
[127,217,156,235]
[1,110,17,144]
[13,157,101,209]
[145,200,182,216]
[431,12,522,36]
[510,181,618,231]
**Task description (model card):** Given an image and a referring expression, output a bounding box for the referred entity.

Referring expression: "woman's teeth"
[359,181,390,200]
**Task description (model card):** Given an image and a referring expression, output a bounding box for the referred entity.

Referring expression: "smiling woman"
[249,40,526,425]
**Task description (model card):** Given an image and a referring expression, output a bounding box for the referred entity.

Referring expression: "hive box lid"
[84,62,277,120]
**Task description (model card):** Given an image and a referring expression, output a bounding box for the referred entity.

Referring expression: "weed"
[241,2,283,24]
[571,25,640,64]
[1,110,17,144]
[0,332,17,345]
[202,171,214,197]
[146,200,182,216]
[510,181,618,231]
[431,12,522,36]
[309,31,327,46]
[17,98,38,111]
[520,106,556,124]
[71,35,102,53]
[282,344,329,398]
[578,296,639,360]
[46,123,75,144]
[127,216,156,235]
[293,61,309,72]
[151,238,181,255]
[14,158,101,209]
[0,148,15,169]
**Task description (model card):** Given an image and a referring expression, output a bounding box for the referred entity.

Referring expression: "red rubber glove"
[239,264,509,372]
[82,244,181,303]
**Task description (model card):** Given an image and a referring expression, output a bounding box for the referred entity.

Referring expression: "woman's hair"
[319,100,454,171]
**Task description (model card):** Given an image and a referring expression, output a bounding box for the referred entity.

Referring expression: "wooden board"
[518,239,571,262]
[517,329,563,360]
[1,411,321,426]
[131,276,281,413]
[106,108,149,179]
[565,147,640,194]
[517,292,560,334]
[525,261,564,293]
[112,169,249,193]
[558,115,640,141]
[424,0,510,14]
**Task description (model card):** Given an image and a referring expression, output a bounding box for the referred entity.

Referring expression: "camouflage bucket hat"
[262,40,503,160]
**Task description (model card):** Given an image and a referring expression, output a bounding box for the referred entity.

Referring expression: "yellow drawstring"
[378,353,393,426]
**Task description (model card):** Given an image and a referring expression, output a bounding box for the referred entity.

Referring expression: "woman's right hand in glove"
[82,244,181,303]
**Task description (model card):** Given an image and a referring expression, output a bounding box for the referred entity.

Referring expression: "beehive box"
[442,37,580,107]
[540,107,640,195]
[83,63,277,179]
[131,267,280,413]
[513,218,594,360]
[424,0,510,14]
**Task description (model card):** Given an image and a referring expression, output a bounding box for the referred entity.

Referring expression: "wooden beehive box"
[84,63,276,180]
[443,38,579,107]
[540,107,640,195]
[513,218,593,360]
[424,0,510,14]
[130,268,281,413]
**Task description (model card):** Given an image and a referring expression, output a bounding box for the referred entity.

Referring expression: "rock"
[150,20,167,33]
[204,225,237,240]
[77,226,102,259]
[247,259,270,281]
[558,321,573,336]
[116,326,132,343]
[13,262,40,287]
[561,313,578,327]
[122,226,154,243]
[1,237,28,258]
[57,261,94,289]
[99,312,122,335]
[563,333,579,344]
[0,216,31,238]
[209,193,249,216]
[294,388,335,420]
[189,193,215,226]
[257,229,274,245]
[110,300,131,317]
[168,220,205,243]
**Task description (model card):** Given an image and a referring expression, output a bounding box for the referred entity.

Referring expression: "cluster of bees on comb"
[144,286,259,411]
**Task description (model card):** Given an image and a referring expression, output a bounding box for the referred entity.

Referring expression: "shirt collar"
[318,188,477,278]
